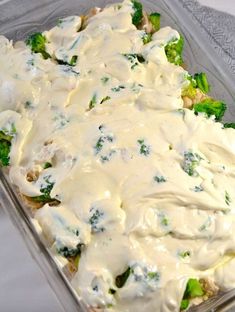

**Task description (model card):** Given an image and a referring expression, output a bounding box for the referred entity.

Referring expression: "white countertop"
[0,1,234,311]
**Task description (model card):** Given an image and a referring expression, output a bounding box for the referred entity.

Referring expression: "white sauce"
[0,0,235,311]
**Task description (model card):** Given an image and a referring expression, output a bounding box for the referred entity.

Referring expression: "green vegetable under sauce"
[180,279,204,310]
[89,94,97,110]
[142,32,152,44]
[149,12,161,32]
[225,191,231,206]
[179,250,191,258]
[57,242,84,258]
[31,175,57,203]
[26,32,50,59]
[123,53,145,69]
[0,130,15,167]
[131,0,143,27]
[154,175,167,183]
[56,55,78,67]
[182,151,202,177]
[165,35,184,65]
[43,162,52,169]
[194,98,226,121]
[137,139,150,156]
[115,267,132,288]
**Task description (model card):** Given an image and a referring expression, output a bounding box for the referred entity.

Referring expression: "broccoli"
[115,267,132,288]
[0,130,14,167]
[26,32,50,59]
[149,12,161,32]
[57,242,84,258]
[165,35,184,65]
[89,94,97,110]
[56,55,78,67]
[193,98,226,121]
[182,72,210,98]
[142,32,152,44]
[154,175,167,183]
[194,73,210,94]
[123,53,145,69]
[43,162,52,169]
[224,123,235,129]
[31,176,57,203]
[89,208,105,232]
[182,151,202,177]
[137,139,150,156]
[180,279,204,310]
[181,75,197,98]
[94,134,113,154]
[131,0,143,27]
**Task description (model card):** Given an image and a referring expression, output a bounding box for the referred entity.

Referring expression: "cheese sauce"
[1,1,235,311]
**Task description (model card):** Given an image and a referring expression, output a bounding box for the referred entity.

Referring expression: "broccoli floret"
[123,53,145,69]
[43,162,52,169]
[194,73,210,94]
[31,176,56,203]
[165,35,184,65]
[180,279,204,310]
[131,0,143,27]
[224,123,235,129]
[149,12,161,32]
[0,130,14,167]
[137,139,150,156]
[115,267,132,288]
[142,32,152,44]
[57,243,84,258]
[194,98,226,121]
[182,151,202,177]
[182,72,210,98]
[182,75,197,98]
[26,32,50,59]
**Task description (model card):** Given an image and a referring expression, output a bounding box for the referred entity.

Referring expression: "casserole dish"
[1,0,235,311]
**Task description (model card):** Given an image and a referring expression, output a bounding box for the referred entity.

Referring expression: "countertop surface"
[0,1,234,311]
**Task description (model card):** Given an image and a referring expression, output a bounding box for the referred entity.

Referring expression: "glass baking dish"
[1,0,235,311]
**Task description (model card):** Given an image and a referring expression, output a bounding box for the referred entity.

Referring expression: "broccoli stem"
[149,12,161,32]
[26,32,50,59]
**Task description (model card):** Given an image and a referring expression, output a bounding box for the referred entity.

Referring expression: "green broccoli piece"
[56,55,78,67]
[165,35,184,65]
[131,0,143,27]
[182,151,202,177]
[115,267,132,288]
[43,162,52,169]
[142,32,152,44]
[182,75,197,98]
[224,123,235,129]
[0,130,14,167]
[194,73,210,94]
[182,72,210,98]
[57,243,84,258]
[31,176,56,203]
[149,12,161,32]
[26,32,50,59]
[194,98,226,121]
[180,278,204,310]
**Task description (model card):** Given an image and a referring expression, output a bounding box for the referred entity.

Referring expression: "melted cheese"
[1,1,235,311]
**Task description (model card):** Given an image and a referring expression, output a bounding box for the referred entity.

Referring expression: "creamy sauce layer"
[1,1,235,311]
